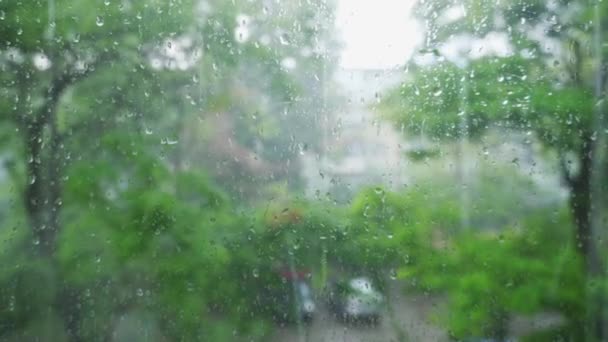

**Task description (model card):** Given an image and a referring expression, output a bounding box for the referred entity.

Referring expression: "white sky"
[336,0,422,69]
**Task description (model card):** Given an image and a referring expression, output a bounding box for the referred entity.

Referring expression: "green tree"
[0,1,202,337]
[414,212,585,340]
[0,0,341,340]
[380,1,608,337]
[360,169,584,339]
[1,0,198,256]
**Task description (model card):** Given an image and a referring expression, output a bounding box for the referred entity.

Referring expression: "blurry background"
[1,0,608,341]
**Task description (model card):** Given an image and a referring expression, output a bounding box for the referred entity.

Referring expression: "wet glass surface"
[1,0,607,341]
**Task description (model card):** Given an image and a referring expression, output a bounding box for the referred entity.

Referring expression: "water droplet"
[161,138,178,145]
[0,10,5,20]
[30,175,36,184]
[144,127,153,135]
[433,89,443,97]
[104,0,110,5]
[279,33,290,45]
[8,296,15,311]
[389,269,398,280]
[32,237,40,245]
[96,16,105,27]
[590,131,598,141]
[252,268,259,278]
[136,288,144,297]
[387,234,394,239]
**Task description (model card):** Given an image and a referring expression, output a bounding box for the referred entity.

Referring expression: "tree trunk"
[47,121,64,252]
[19,77,82,339]
[568,145,594,266]
[564,138,604,340]
[22,71,72,257]
[23,121,53,256]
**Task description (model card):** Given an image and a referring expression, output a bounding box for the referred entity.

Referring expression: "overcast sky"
[336,0,422,69]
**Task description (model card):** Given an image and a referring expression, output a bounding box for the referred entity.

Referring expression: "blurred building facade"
[301,67,407,202]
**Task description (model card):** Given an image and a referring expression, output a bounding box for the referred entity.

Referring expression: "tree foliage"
[380,0,608,338]
[0,0,340,340]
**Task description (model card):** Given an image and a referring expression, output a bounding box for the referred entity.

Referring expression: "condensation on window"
[0,0,607,341]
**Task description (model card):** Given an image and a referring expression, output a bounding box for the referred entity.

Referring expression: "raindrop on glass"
[161,138,178,145]
[279,33,290,45]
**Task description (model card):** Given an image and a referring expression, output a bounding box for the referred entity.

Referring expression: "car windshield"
[349,278,375,294]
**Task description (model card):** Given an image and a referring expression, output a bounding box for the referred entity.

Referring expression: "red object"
[277,267,311,280]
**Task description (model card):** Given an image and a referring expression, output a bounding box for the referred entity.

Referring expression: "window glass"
[1,0,607,341]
